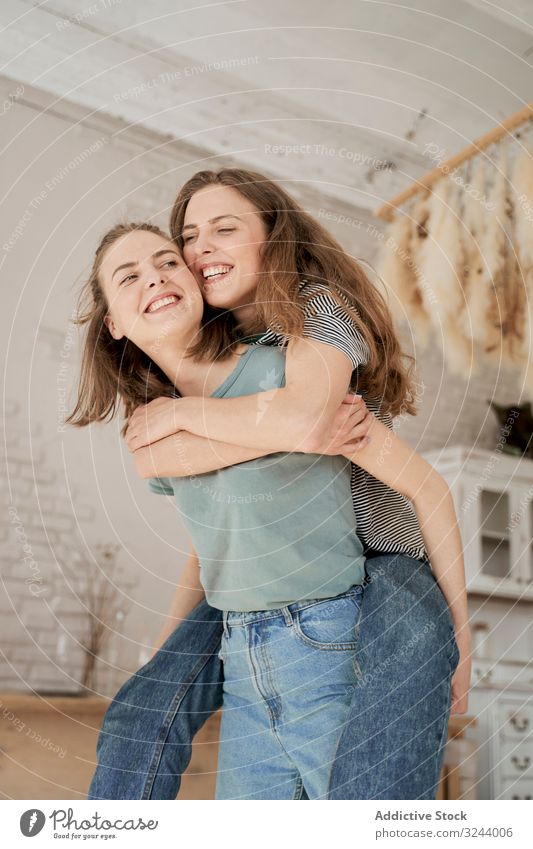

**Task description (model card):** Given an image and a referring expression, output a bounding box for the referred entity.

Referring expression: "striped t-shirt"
[247,279,427,561]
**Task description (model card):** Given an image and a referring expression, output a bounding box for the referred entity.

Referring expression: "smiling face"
[100,229,204,355]
[181,185,268,322]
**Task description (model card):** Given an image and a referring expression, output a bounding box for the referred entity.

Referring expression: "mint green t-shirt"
[149,345,366,611]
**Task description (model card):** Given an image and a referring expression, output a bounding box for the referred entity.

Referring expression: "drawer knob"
[509,714,530,733]
[511,755,531,772]
[476,668,493,683]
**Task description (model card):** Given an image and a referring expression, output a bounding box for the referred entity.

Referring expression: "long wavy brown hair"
[170,168,417,417]
[65,222,239,436]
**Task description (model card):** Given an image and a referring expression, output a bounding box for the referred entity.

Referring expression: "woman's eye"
[218,228,235,234]
[182,234,196,244]
[162,260,178,268]
[120,274,137,285]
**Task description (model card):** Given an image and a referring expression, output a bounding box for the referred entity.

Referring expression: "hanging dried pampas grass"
[376,122,533,389]
[472,141,511,360]
[377,197,431,344]
[410,191,433,342]
[493,139,525,364]
[502,243,525,366]
[459,156,490,345]
[510,139,533,387]
[418,177,472,375]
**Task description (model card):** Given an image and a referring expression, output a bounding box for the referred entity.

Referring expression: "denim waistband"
[221,583,364,628]
[365,548,430,567]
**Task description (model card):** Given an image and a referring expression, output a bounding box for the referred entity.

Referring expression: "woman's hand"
[310,393,374,455]
[450,628,472,715]
[125,397,181,452]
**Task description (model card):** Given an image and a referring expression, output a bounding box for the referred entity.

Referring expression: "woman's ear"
[104,313,124,340]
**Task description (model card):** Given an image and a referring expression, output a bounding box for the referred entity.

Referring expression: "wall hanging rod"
[374,101,533,221]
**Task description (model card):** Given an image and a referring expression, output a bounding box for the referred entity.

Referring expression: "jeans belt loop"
[281,606,293,627]
[222,612,230,638]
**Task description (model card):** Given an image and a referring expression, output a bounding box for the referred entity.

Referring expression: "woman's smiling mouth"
[144,294,183,314]
[200,264,234,287]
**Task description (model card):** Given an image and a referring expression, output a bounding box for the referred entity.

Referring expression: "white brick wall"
[0,401,134,695]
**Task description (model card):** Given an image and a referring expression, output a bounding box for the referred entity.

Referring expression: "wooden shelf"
[0,693,110,713]
[0,692,220,800]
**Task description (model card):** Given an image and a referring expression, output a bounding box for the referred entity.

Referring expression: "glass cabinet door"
[473,486,533,599]
[508,488,533,589]
[425,450,533,600]
[479,489,512,583]
[527,499,533,585]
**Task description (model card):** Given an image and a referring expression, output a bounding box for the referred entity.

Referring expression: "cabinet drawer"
[498,701,533,740]
[499,778,533,800]
[500,740,533,779]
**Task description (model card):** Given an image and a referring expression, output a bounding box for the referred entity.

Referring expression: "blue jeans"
[88,553,459,800]
[328,552,460,799]
[216,585,364,799]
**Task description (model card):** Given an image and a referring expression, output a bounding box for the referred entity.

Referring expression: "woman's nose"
[146,272,165,288]
[193,229,214,256]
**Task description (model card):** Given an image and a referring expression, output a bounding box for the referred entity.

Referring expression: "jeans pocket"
[293,587,363,651]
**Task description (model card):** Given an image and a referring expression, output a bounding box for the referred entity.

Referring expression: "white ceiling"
[1,0,532,211]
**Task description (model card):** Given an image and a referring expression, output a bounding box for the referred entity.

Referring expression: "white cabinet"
[424,447,533,601]
[424,447,533,797]
[468,680,533,799]
[494,696,533,799]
